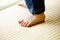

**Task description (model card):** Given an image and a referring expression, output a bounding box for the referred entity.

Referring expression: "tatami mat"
[0,0,60,40]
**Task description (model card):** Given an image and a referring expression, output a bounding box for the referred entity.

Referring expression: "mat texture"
[0,0,60,40]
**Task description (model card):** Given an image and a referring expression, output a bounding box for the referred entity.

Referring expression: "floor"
[0,0,21,10]
[0,0,60,40]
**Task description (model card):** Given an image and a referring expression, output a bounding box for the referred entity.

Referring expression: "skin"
[18,1,45,27]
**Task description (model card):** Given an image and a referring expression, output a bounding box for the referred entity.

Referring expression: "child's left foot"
[18,0,45,27]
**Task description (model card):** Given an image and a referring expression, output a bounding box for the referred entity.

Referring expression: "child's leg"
[18,0,45,27]
[25,0,45,14]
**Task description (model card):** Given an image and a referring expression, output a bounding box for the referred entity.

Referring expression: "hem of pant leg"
[32,9,45,15]
[32,7,45,14]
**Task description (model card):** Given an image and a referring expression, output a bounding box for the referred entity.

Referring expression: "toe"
[25,22,30,27]
[22,22,26,27]
[18,20,23,24]
[20,21,24,26]
[23,22,27,27]
[20,21,27,27]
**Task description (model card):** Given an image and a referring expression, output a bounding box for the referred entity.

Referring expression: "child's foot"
[18,0,45,27]
[18,13,45,27]
[18,0,27,8]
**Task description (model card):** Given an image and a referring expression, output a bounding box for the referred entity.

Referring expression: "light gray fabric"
[0,0,21,11]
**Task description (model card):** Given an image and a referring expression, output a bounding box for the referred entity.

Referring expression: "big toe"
[18,20,23,24]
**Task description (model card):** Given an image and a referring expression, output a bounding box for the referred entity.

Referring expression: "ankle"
[33,13,45,17]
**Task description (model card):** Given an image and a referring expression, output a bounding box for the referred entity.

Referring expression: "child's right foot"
[18,0,27,8]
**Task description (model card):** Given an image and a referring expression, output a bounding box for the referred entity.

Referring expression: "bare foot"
[18,1,45,27]
[18,0,27,8]
[18,13,45,27]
